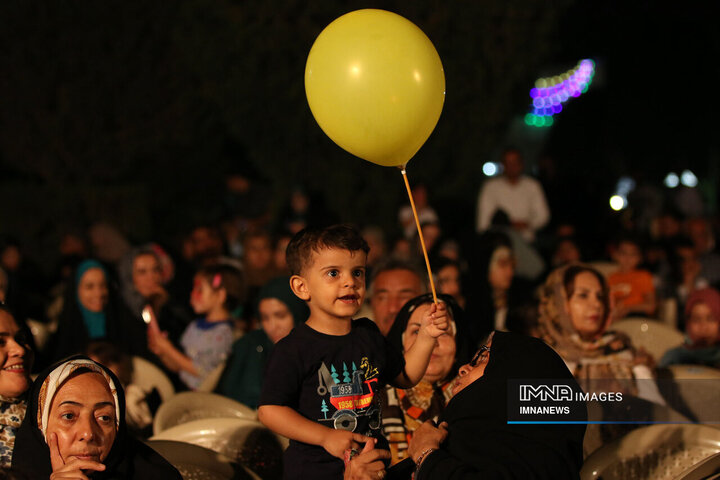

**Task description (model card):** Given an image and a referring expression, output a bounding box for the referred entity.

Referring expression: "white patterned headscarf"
[36,359,120,440]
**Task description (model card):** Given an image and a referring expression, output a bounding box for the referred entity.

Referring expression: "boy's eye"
[327,270,338,277]
[352,269,364,278]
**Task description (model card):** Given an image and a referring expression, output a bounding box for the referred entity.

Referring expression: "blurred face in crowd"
[274,236,291,272]
[132,253,162,298]
[260,298,295,344]
[613,241,642,272]
[78,268,109,313]
[420,223,441,252]
[0,311,33,398]
[245,235,273,270]
[370,269,424,336]
[46,372,117,465]
[502,150,524,182]
[686,302,719,347]
[686,218,713,254]
[566,271,607,340]
[436,264,461,300]
[0,245,21,272]
[488,247,514,292]
[402,303,456,383]
[190,275,225,316]
[553,239,581,267]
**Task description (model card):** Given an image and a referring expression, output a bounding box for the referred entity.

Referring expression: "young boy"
[257,225,447,479]
[608,235,657,319]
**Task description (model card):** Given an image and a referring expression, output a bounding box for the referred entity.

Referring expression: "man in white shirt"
[476,149,550,242]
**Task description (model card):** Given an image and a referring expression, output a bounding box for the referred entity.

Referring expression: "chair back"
[657,364,720,423]
[131,356,175,403]
[581,424,720,480]
[611,318,684,362]
[145,439,259,480]
[154,391,256,435]
[150,418,283,479]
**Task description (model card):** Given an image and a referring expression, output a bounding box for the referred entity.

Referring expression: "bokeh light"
[664,172,680,188]
[609,195,626,211]
[482,162,499,176]
[526,59,595,128]
[680,169,698,187]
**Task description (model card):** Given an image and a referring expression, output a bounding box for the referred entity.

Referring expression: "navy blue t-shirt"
[259,318,405,480]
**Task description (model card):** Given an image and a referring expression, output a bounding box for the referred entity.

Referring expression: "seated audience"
[381,294,470,465]
[432,258,465,309]
[119,246,190,345]
[538,264,661,403]
[402,331,585,479]
[659,288,720,368]
[216,276,308,408]
[11,356,181,479]
[607,235,656,319]
[0,306,34,468]
[465,231,534,345]
[369,258,427,336]
[148,264,244,390]
[44,259,145,365]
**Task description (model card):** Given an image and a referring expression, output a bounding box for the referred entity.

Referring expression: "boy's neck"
[306,314,353,335]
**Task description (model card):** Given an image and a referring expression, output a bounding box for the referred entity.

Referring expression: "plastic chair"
[150,418,283,479]
[131,356,175,403]
[153,391,256,435]
[196,361,226,393]
[145,439,259,480]
[583,395,690,457]
[611,318,684,362]
[657,364,720,424]
[676,451,720,480]
[581,424,720,480]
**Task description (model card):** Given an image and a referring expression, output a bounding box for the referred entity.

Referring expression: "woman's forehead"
[53,372,114,405]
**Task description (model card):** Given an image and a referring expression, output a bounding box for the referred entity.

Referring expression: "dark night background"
[1,1,718,268]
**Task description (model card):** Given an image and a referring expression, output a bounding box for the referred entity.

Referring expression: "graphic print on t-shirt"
[316,356,381,436]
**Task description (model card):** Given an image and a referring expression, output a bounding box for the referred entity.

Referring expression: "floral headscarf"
[36,358,120,439]
[537,264,638,391]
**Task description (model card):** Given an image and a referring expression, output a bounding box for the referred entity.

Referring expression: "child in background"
[659,288,720,368]
[608,236,657,319]
[257,225,447,480]
[148,264,245,390]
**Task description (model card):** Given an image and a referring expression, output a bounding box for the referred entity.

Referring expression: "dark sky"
[0,1,718,260]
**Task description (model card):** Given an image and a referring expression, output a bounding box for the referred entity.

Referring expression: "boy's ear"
[290,275,310,301]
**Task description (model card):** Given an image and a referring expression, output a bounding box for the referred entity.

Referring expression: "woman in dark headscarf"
[11,356,181,479]
[44,260,146,365]
[216,276,309,408]
[403,331,586,479]
[381,293,471,465]
[464,231,535,347]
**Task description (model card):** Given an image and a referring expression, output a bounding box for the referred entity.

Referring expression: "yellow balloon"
[305,9,445,167]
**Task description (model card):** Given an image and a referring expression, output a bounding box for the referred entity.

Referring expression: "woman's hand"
[49,432,106,479]
[343,438,390,480]
[407,421,448,462]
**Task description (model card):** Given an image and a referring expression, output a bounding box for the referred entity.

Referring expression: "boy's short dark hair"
[286,225,370,276]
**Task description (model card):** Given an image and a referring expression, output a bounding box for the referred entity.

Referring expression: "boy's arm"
[257,405,372,459]
[394,303,448,388]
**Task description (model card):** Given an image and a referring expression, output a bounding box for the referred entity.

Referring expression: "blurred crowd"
[1,149,719,478]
